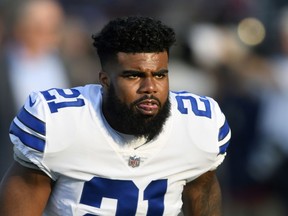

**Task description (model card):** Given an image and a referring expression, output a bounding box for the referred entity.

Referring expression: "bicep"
[0,162,53,216]
[182,171,222,216]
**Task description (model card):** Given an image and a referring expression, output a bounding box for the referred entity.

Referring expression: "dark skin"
[182,171,222,216]
[0,51,222,215]
[0,162,53,215]
[100,52,170,130]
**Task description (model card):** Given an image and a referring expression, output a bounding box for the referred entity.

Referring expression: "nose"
[138,77,157,94]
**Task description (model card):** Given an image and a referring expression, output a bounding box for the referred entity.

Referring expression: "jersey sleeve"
[209,97,231,170]
[9,91,58,180]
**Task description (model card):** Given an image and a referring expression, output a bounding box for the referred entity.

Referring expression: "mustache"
[131,95,162,107]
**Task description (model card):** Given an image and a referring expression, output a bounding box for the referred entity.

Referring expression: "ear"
[99,70,110,89]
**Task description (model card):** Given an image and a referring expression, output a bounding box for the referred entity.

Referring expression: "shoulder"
[169,90,223,121]
[24,84,102,115]
[14,84,103,139]
[169,90,231,154]
[9,85,103,178]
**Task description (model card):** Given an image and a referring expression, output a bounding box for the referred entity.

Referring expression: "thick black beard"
[103,85,171,142]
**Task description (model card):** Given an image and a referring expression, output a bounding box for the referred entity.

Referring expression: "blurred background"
[1,0,288,215]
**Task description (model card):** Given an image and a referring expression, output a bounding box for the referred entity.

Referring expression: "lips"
[136,99,160,115]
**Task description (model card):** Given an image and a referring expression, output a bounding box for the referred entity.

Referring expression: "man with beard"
[0,16,231,215]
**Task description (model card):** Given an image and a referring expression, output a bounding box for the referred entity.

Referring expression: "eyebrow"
[121,69,169,75]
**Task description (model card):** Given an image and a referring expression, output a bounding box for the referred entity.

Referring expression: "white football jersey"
[10,84,231,216]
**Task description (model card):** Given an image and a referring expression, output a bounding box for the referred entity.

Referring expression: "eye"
[154,73,167,79]
[127,74,140,79]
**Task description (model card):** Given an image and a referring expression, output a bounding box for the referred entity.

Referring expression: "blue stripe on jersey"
[218,119,230,141]
[17,107,45,135]
[219,141,230,154]
[10,121,45,152]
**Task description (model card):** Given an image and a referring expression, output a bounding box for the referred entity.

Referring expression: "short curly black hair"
[92,16,176,68]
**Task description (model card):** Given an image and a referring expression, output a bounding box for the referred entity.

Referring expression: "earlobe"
[99,71,110,88]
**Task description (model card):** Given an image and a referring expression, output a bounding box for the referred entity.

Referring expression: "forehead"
[116,52,168,71]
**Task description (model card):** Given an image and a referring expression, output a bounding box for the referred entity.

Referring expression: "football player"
[0,16,231,215]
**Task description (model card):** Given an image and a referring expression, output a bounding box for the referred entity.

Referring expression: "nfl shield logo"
[128,155,141,168]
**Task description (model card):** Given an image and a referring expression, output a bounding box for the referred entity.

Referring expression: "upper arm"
[182,171,222,216]
[0,162,53,216]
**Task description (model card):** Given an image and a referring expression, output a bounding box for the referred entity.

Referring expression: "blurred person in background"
[247,6,288,215]
[0,0,71,179]
[59,17,101,87]
[186,22,285,216]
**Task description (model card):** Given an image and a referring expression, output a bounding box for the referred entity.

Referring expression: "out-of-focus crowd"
[1,0,288,215]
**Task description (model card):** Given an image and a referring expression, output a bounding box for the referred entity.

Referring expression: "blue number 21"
[41,88,85,113]
[175,94,211,118]
[80,177,167,216]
